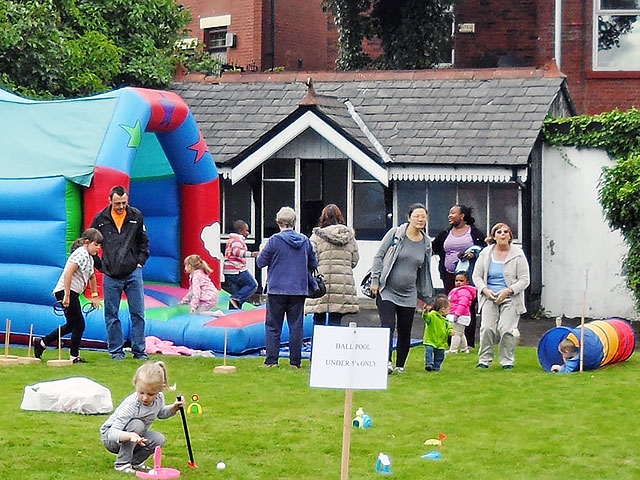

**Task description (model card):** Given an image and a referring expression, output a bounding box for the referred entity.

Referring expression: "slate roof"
[170,65,575,167]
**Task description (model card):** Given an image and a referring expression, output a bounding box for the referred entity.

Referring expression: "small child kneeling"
[100,361,185,473]
[551,338,580,373]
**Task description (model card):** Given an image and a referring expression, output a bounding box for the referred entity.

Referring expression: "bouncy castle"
[0,87,312,354]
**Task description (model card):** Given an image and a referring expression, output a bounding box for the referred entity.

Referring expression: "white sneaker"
[114,463,136,474]
[446,350,458,354]
[462,348,471,354]
[133,463,152,473]
[387,362,394,374]
[394,367,405,373]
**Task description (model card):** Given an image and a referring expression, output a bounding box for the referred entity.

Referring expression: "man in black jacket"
[91,185,149,360]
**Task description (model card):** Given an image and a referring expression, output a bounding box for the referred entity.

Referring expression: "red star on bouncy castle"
[188,132,208,163]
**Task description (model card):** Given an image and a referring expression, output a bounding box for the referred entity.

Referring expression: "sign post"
[310,323,389,480]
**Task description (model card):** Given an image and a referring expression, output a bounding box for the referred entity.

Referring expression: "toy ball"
[217,461,226,470]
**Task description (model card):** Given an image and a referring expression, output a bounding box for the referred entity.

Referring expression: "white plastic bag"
[21,376,113,414]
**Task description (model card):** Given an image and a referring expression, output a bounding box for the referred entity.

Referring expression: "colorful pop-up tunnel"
[537,318,635,372]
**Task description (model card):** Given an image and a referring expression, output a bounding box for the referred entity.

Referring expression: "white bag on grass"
[21,376,113,414]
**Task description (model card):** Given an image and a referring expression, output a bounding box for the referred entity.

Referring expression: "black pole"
[177,395,197,467]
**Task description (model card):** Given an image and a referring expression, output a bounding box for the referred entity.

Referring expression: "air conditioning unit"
[224,33,237,48]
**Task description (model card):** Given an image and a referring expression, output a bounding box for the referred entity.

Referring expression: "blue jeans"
[264,294,305,367]
[103,267,146,358]
[225,270,258,306]
[425,345,445,371]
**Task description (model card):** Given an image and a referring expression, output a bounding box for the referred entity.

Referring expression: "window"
[262,159,296,237]
[594,0,640,70]
[353,164,386,240]
[398,181,521,240]
[221,177,253,236]
[204,27,228,64]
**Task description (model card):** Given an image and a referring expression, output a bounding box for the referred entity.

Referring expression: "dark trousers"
[376,297,416,368]
[443,271,477,348]
[313,312,343,326]
[265,294,305,367]
[45,290,85,357]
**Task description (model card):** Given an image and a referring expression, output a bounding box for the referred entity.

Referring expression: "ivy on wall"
[543,109,640,311]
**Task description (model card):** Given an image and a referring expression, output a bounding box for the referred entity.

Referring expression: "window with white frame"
[397,181,521,240]
[594,0,640,70]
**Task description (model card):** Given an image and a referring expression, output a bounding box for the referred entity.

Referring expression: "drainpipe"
[554,0,562,69]
[270,0,276,71]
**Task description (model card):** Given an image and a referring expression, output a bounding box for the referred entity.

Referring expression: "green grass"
[1,345,639,479]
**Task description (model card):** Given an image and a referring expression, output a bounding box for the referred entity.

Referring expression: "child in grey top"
[100,361,185,474]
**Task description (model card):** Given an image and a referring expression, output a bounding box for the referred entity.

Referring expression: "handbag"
[308,269,326,299]
[360,270,375,298]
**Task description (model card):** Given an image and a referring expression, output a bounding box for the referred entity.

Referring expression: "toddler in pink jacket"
[179,254,218,314]
[446,272,476,354]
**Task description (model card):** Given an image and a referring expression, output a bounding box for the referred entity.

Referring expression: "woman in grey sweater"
[370,203,434,373]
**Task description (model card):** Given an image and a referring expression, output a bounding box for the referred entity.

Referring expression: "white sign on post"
[309,325,390,390]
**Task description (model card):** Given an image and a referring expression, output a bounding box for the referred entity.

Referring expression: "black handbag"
[308,269,326,299]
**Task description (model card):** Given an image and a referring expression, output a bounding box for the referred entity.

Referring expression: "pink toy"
[136,446,180,479]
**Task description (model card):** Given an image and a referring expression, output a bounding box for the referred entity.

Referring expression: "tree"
[0,0,190,98]
[323,0,455,70]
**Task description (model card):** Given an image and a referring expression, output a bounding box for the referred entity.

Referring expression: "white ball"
[217,461,226,470]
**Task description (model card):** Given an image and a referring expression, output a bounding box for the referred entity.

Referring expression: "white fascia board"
[389,165,528,183]
[231,111,388,185]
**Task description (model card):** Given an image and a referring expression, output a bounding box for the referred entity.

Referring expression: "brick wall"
[454,0,539,68]
[455,0,640,114]
[182,0,336,72]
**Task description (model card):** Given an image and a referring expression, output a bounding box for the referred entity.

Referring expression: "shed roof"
[171,64,574,170]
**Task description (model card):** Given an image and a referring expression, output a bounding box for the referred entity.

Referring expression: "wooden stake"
[341,388,353,480]
[47,325,72,367]
[214,329,236,374]
[18,324,41,364]
[579,270,588,373]
[1,318,18,360]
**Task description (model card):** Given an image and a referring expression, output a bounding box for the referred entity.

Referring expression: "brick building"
[180,0,640,114]
[454,0,640,114]
[181,0,336,72]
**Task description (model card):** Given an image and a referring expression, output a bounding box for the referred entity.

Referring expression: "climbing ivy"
[543,109,640,311]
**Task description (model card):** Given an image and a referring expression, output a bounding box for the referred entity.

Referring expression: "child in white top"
[178,254,218,313]
[34,228,103,363]
[100,361,185,473]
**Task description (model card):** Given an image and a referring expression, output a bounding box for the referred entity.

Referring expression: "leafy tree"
[0,0,190,98]
[370,0,454,69]
[322,0,371,70]
[323,0,455,70]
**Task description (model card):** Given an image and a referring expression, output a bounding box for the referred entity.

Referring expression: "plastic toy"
[135,446,180,478]
[422,433,446,460]
[375,452,392,474]
[187,394,203,414]
[352,407,372,429]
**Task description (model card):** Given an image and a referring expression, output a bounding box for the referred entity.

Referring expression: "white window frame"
[593,0,640,71]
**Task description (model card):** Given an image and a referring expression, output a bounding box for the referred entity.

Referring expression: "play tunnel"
[537,318,635,372]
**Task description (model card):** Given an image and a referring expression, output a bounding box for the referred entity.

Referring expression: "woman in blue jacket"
[257,206,317,369]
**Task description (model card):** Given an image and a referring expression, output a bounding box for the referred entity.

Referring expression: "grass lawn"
[1,343,639,479]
